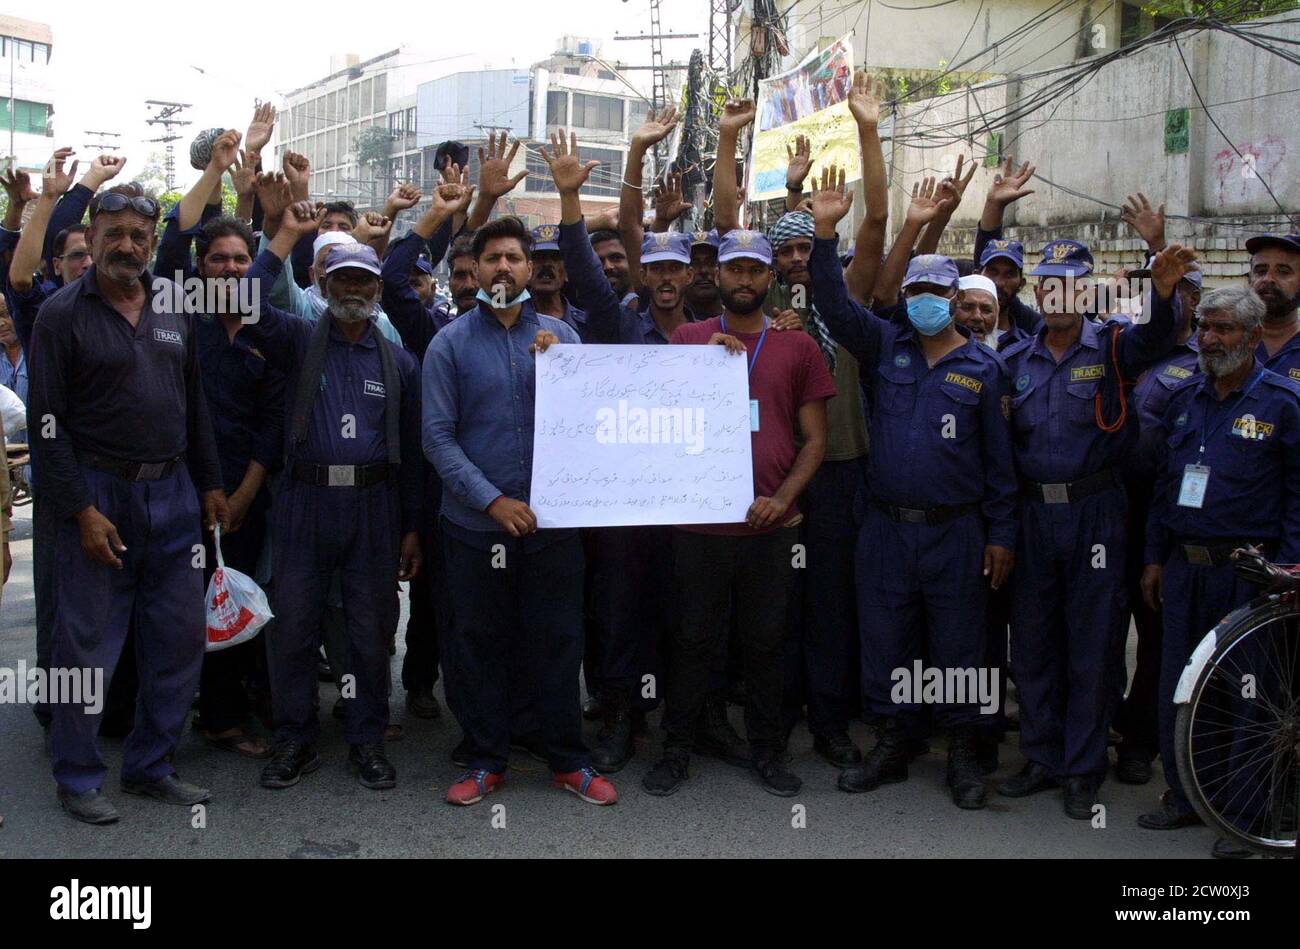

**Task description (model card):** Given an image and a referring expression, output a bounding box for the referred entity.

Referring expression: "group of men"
[1,72,1297,859]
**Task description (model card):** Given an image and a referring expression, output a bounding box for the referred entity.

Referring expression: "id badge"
[750,399,760,432]
[1177,464,1210,509]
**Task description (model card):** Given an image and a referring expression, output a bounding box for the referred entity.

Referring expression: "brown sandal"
[202,728,273,759]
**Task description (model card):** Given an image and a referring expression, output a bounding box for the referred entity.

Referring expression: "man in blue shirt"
[1245,232,1300,381]
[998,238,1195,819]
[156,207,286,759]
[809,170,1017,811]
[1114,259,1203,784]
[1136,285,1300,859]
[241,203,424,793]
[29,183,228,825]
[423,214,618,808]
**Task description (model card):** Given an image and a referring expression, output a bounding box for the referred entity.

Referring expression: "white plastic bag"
[205,524,273,652]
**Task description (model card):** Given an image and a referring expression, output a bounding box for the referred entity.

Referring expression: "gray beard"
[328,300,371,324]
[1199,342,1253,378]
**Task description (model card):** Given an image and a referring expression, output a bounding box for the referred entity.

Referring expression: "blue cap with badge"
[531,224,562,253]
[413,254,434,276]
[1245,233,1300,256]
[717,230,773,265]
[690,229,721,250]
[979,238,1025,270]
[901,254,959,290]
[641,231,692,264]
[324,243,382,277]
[1031,239,1094,278]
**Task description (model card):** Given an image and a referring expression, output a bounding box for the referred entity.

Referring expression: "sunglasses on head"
[91,193,160,218]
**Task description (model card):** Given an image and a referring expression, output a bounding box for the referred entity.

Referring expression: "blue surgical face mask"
[476,287,533,309]
[905,293,953,336]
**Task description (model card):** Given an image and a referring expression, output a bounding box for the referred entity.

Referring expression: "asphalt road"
[0,505,1221,859]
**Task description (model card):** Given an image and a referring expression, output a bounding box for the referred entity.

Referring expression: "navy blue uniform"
[29,265,224,795]
[241,250,422,748]
[1145,363,1300,816]
[1002,292,1180,783]
[1258,330,1300,384]
[811,237,1017,730]
[1115,337,1200,763]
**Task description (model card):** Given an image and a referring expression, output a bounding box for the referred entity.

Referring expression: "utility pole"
[145,100,192,191]
[84,130,122,152]
[613,1,699,182]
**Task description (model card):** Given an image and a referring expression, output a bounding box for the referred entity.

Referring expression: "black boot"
[592,688,635,772]
[946,727,988,810]
[695,693,748,766]
[838,718,908,793]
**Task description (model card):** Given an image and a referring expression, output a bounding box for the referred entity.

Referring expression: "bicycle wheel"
[1174,594,1299,856]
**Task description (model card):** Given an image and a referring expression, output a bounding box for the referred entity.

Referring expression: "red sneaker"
[445,769,504,806]
[553,767,619,805]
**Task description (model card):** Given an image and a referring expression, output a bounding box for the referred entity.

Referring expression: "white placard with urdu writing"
[529,344,754,528]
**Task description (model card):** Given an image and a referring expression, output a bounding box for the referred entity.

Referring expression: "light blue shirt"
[422,301,579,534]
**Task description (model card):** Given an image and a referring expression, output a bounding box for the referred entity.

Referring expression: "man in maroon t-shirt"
[643,229,836,798]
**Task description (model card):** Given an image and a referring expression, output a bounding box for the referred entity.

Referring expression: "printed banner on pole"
[529,344,754,528]
[749,35,858,202]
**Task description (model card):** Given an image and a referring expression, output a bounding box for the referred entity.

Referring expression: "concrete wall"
[872,15,1299,284]
[776,0,1123,75]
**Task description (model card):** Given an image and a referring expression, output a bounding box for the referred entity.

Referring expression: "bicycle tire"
[1174,592,1299,856]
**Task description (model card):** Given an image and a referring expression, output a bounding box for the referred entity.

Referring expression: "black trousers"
[198,490,270,733]
[441,526,588,774]
[592,525,675,706]
[1114,480,1162,761]
[663,527,798,757]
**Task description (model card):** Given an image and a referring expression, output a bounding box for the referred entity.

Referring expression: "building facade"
[1,15,55,173]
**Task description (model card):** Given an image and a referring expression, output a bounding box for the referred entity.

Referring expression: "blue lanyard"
[720,315,769,377]
[1198,369,1265,455]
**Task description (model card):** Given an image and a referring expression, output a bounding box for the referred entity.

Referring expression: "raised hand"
[986,156,1035,207]
[431,180,474,217]
[0,166,36,205]
[81,155,127,190]
[230,149,258,197]
[720,99,756,136]
[356,211,392,245]
[244,100,276,155]
[936,154,977,212]
[632,105,679,150]
[653,171,690,225]
[42,147,79,199]
[848,70,885,127]
[810,164,852,227]
[254,171,294,237]
[386,182,422,213]
[905,176,944,227]
[282,151,311,202]
[538,132,601,194]
[1150,242,1198,300]
[279,200,319,240]
[786,135,813,190]
[1120,192,1166,250]
[208,129,242,172]
[476,131,528,199]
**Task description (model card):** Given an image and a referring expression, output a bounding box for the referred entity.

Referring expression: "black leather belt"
[1172,537,1275,568]
[291,461,392,487]
[873,501,978,526]
[79,452,183,482]
[1021,468,1121,504]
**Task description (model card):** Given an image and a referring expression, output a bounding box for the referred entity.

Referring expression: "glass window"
[373,74,387,112]
[360,78,373,115]
[573,94,622,131]
[546,90,567,127]
[349,83,360,119]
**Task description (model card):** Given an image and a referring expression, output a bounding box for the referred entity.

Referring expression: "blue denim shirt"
[422,300,579,534]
